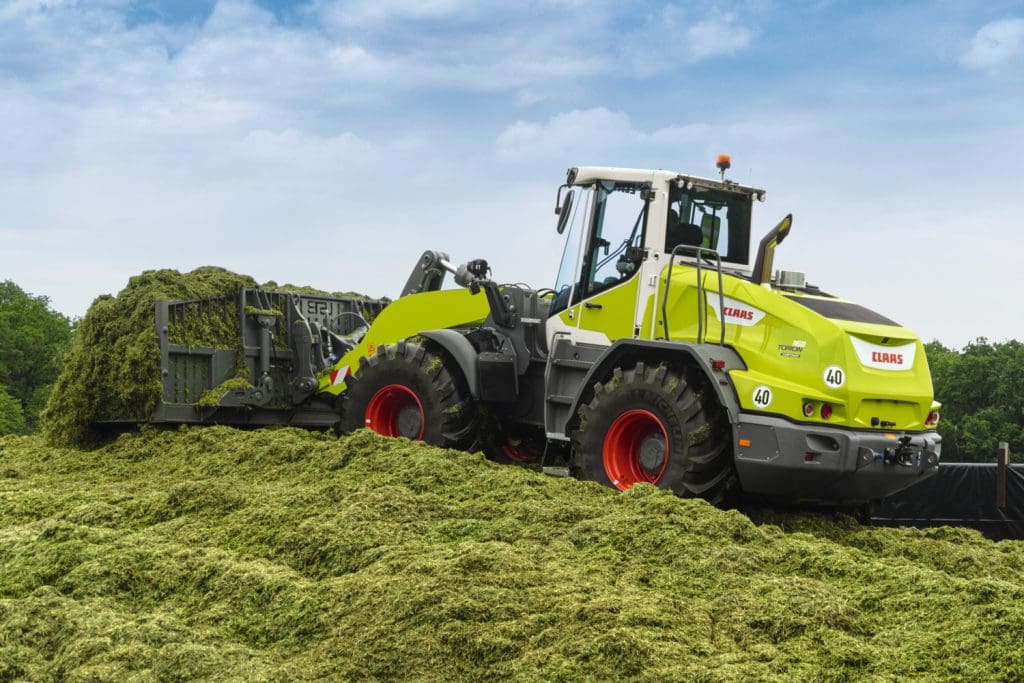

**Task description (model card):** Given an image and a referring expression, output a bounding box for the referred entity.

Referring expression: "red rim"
[603,409,669,490]
[365,384,425,439]
[500,441,541,463]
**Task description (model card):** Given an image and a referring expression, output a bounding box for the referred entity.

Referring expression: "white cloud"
[496,108,650,162]
[619,6,754,74]
[686,15,754,60]
[0,0,757,127]
[315,0,469,27]
[495,107,804,169]
[235,128,374,164]
[961,18,1024,69]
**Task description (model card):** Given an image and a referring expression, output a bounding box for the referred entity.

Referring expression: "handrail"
[660,245,726,346]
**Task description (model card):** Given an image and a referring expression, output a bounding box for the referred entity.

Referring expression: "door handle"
[584,302,603,310]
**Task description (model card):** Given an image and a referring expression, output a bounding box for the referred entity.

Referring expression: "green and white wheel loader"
[149,161,942,507]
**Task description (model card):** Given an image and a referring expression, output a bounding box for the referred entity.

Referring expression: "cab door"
[549,180,649,345]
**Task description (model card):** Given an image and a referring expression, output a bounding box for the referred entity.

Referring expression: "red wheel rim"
[603,409,669,490]
[500,442,541,463]
[365,384,425,440]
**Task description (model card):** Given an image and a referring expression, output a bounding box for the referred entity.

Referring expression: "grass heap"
[41,268,383,447]
[2,428,1024,681]
[41,267,259,446]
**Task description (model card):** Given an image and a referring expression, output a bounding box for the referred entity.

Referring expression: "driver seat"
[665,209,704,252]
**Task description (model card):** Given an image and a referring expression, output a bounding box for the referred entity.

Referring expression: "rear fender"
[565,339,746,434]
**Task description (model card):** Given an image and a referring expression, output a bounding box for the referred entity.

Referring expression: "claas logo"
[723,306,754,321]
[872,351,904,364]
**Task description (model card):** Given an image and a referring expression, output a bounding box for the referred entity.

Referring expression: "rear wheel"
[338,341,477,448]
[572,361,734,504]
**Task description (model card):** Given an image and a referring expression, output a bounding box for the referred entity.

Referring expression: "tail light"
[926,411,940,426]
[821,403,833,420]
[802,401,815,417]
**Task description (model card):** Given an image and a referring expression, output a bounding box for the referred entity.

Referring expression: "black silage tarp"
[873,463,1024,540]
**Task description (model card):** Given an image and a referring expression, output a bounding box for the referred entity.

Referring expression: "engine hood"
[651,268,937,431]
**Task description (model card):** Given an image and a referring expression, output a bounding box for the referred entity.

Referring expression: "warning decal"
[329,366,350,386]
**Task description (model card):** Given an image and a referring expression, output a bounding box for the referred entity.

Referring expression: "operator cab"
[550,165,765,317]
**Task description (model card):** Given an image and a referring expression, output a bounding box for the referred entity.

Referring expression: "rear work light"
[926,411,940,426]
[821,403,833,420]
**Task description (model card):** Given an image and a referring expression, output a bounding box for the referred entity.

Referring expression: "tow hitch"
[883,436,917,467]
[857,436,940,470]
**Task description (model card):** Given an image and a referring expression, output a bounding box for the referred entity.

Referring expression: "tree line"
[925,339,1023,463]
[0,281,72,435]
[0,279,1019,462]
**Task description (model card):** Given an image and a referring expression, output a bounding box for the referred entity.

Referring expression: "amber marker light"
[716,154,731,180]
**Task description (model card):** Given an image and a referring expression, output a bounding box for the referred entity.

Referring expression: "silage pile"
[41,267,260,446]
[2,428,1024,681]
[41,267,381,447]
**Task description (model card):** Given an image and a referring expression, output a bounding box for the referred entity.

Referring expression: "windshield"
[551,187,593,315]
[665,184,752,265]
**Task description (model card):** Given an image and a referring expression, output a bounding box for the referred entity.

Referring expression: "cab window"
[579,181,648,300]
[665,184,751,265]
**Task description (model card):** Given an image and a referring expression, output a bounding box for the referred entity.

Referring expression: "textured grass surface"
[2,427,1024,681]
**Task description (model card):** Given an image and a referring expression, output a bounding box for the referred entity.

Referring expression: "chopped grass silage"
[2,429,1024,681]
[40,267,383,447]
[40,267,259,447]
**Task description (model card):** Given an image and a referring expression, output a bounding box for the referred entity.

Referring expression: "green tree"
[0,384,26,435]
[0,281,73,431]
[925,338,1024,463]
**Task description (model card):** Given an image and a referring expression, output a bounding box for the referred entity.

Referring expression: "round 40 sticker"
[752,385,773,408]
[823,365,845,389]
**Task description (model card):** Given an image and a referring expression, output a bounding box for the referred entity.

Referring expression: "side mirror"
[555,186,575,234]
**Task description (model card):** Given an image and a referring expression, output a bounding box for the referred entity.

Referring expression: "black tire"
[572,361,734,504]
[337,341,477,448]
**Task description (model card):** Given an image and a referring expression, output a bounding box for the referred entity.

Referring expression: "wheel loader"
[146,158,942,506]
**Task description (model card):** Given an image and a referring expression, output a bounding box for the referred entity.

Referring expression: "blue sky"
[1,0,1022,347]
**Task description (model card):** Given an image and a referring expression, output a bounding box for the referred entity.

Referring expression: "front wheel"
[337,341,477,448]
[572,361,734,504]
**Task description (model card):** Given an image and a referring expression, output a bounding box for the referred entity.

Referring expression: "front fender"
[419,329,481,398]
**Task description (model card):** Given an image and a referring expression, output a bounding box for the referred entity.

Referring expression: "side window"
[581,182,647,298]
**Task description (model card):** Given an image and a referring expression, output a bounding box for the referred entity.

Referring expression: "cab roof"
[567,166,766,200]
